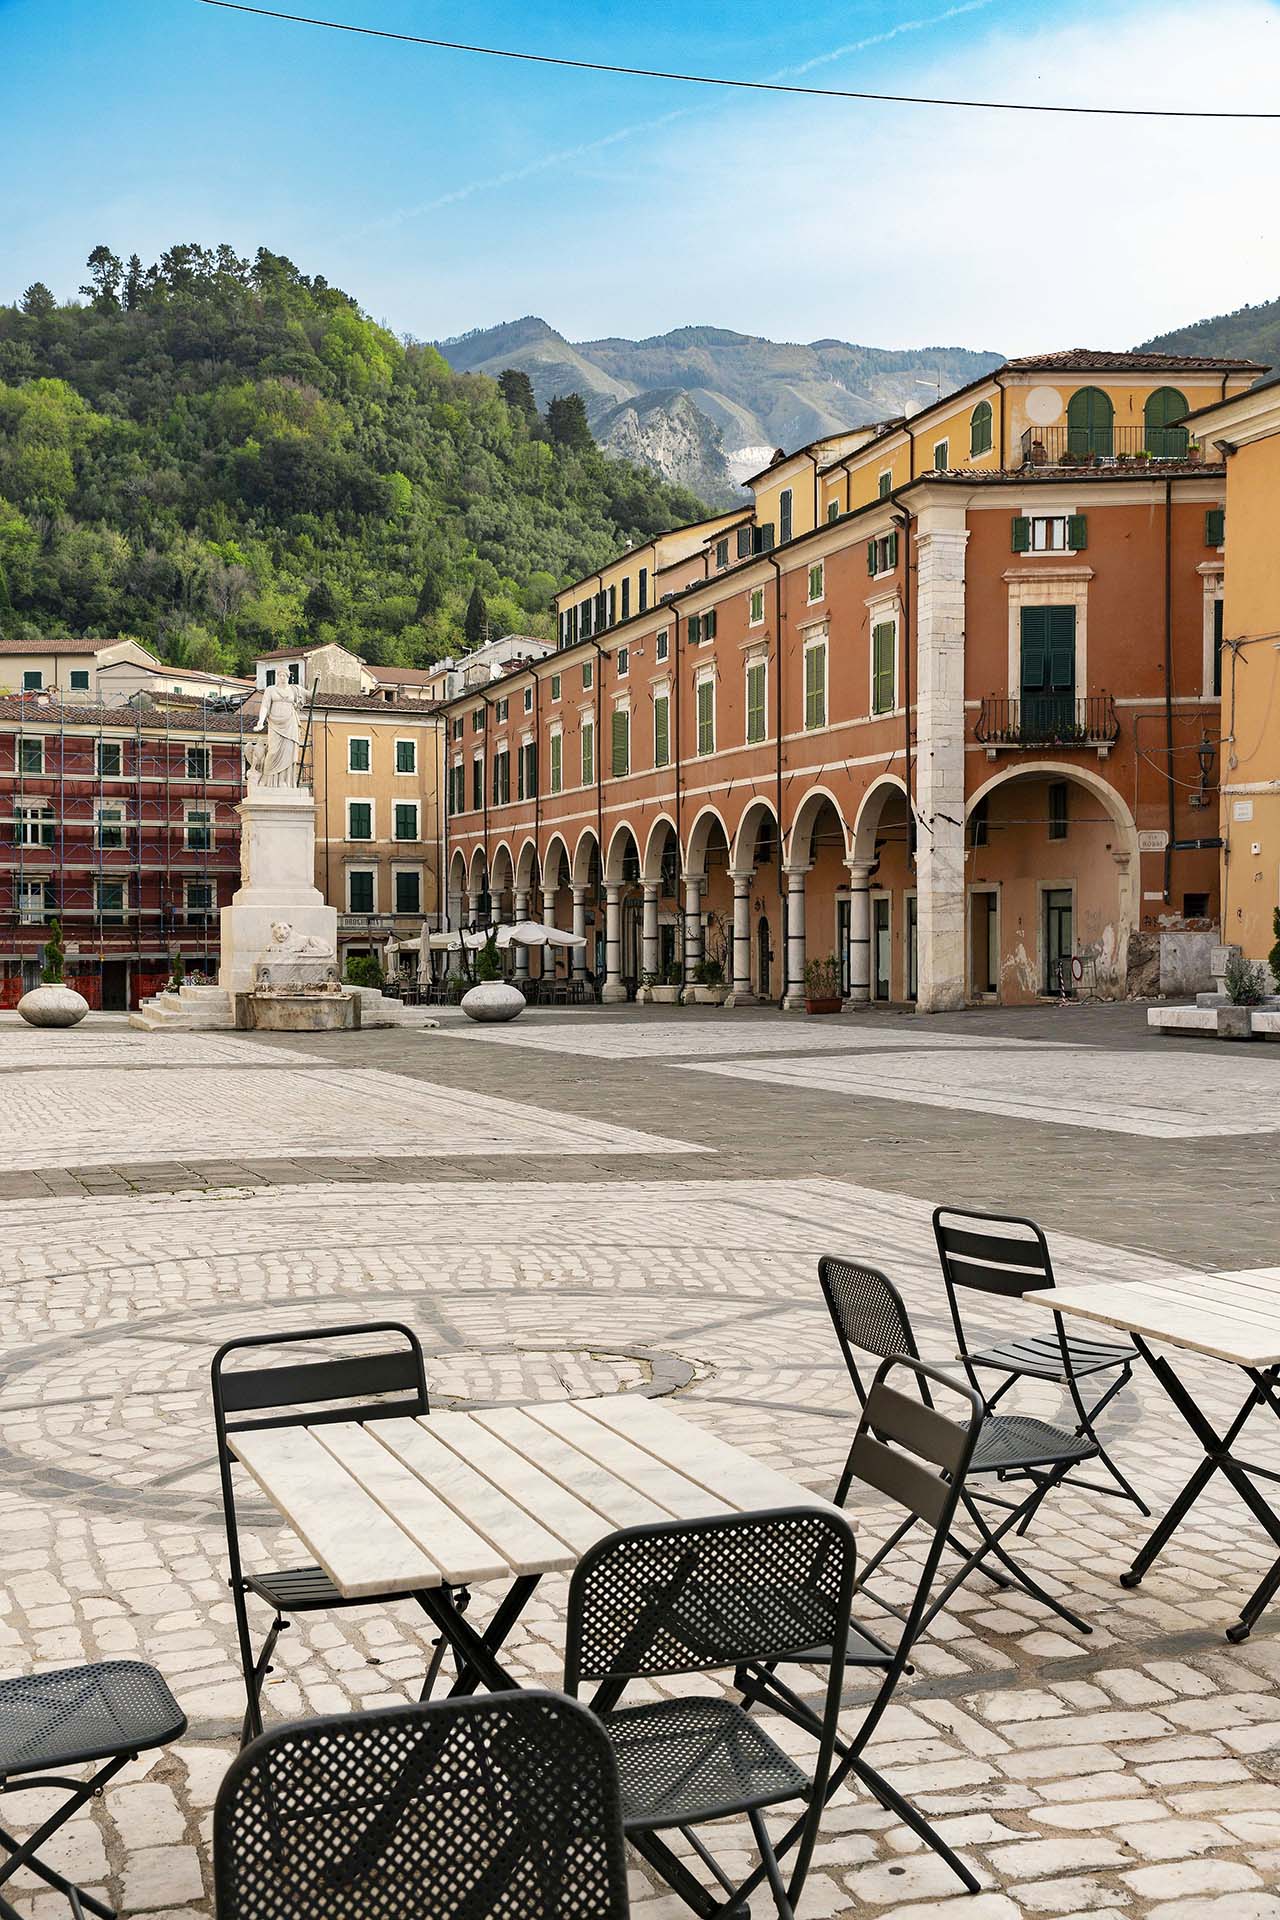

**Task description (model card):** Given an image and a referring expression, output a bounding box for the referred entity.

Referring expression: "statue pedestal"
[218,787,336,997]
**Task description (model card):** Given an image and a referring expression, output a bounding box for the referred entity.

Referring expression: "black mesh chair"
[214,1689,631,1919]
[565,1506,856,1920]
[735,1359,986,1896]
[213,1321,468,1747]
[0,1660,186,1920]
[934,1207,1147,1515]
[818,1253,1096,1635]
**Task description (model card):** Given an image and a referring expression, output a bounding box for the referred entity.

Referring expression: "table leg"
[415,1575,539,1695]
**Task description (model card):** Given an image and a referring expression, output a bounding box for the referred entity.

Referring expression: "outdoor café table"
[229,1393,842,1692]
[1021,1267,1280,1641]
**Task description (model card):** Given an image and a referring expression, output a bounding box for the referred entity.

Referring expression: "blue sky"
[1,0,1276,353]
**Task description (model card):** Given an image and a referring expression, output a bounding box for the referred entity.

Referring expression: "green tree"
[498,369,537,419]
[20,284,55,317]
[463,583,488,648]
[304,578,344,627]
[79,245,124,311]
[546,392,593,451]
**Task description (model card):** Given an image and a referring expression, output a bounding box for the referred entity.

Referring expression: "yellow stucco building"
[1185,374,1280,969]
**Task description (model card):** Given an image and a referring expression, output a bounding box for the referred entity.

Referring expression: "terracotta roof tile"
[1003,348,1266,374]
[0,697,249,732]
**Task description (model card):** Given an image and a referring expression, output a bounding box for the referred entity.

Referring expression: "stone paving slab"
[429,1016,1062,1059]
[0,1032,333,1071]
[0,1016,1278,1916]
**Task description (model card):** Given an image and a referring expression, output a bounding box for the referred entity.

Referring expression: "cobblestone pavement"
[0,1006,1278,1918]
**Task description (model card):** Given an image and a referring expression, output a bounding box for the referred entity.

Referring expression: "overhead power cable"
[195,1,1280,120]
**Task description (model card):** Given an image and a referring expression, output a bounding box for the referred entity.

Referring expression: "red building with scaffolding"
[0,693,248,1009]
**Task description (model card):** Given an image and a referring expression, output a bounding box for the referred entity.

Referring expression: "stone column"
[602,884,627,1003]
[682,877,704,990]
[914,510,970,1012]
[782,867,808,1010]
[641,883,660,983]
[844,862,872,1008]
[541,887,556,928]
[726,871,755,1006]
[512,888,530,982]
[571,887,587,979]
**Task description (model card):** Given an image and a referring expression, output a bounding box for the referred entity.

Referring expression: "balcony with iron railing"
[975,694,1120,755]
[1019,426,1198,468]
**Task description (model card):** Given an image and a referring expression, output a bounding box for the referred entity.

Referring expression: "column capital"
[783,864,810,884]
[845,861,873,886]
[728,868,755,886]
[641,878,660,898]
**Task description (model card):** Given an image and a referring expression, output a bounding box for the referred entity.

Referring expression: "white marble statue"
[267,920,334,960]
[242,734,267,789]
[255,682,306,788]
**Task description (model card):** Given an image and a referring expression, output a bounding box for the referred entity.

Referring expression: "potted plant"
[461,933,526,1023]
[1218,952,1267,1038]
[639,967,681,1006]
[168,951,186,993]
[17,917,89,1028]
[689,957,728,1005]
[803,954,843,1015]
[1187,437,1203,466]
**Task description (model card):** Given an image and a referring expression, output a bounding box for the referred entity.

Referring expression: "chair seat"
[247,1565,425,1611]
[967,1331,1134,1381]
[973,1412,1098,1475]
[0,1662,186,1779]
[603,1696,808,1830]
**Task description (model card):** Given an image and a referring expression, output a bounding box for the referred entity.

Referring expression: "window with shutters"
[19,737,43,774]
[448,762,462,814]
[1011,514,1087,554]
[582,659,593,690]
[746,659,766,744]
[580,597,593,639]
[878,470,892,499]
[752,522,775,553]
[394,869,421,915]
[22,670,42,691]
[97,803,127,850]
[348,736,371,773]
[581,718,594,785]
[1019,606,1077,735]
[1205,507,1225,547]
[736,526,752,559]
[1067,386,1113,456]
[867,532,898,577]
[621,577,630,619]
[185,880,212,923]
[492,750,510,806]
[472,708,484,734]
[395,738,416,774]
[187,746,211,779]
[807,561,824,604]
[749,586,764,626]
[17,803,54,847]
[523,686,533,713]
[97,880,126,924]
[608,584,617,626]
[688,613,700,646]
[715,538,729,569]
[471,756,482,810]
[779,489,793,544]
[549,730,563,793]
[517,743,536,800]
[550,672,561,701]
[639,567,649,611]
[804,640,827,730]
[1048,781,1069,841]
[654,693,670,767]
[970,400,993,456]
[452,717,464,741]
[1144,387,1189,457]
[98,741,123,777]
[696,675,715,755]
[934,439,949,471]
[617,647,629,678]
[827,500,840,523]
[495,698,509,724]
[655,629,669,662]
[394,801,419,840]
[185,807,212,851]
[872,622,896,714]
[611,708,630,777]
[70,669,89,691]
[347,800,373,840]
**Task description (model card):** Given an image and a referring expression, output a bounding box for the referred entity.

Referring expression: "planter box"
[805,996,843,1015]
[689,985,728,1005]
[639,984,682,1005]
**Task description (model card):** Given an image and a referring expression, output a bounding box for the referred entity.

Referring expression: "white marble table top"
[1022,1267,1280,1368]
[231,1393,839,1600]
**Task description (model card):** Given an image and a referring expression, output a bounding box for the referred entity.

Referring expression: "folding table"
[1022,1266,1280,1640]
[230,1392,841,1690]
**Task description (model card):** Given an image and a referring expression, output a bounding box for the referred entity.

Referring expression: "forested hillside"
[0,246,706,674]
[1138,297,1280,371]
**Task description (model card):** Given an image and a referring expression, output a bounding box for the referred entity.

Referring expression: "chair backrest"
[933,1207,1055,1355]
[213,1690,631,1920]
[564,1506,856,1696]
[212,1321,429,1444]
[818,1255,922,1408]
[843,1356,983,1657]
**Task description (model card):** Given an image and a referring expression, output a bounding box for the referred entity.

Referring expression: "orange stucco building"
[443,350,1262,1010]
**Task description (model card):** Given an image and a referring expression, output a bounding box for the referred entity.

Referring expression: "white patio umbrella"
[382,932,401,975]
[495,920,587,950]
[417,921,433,986]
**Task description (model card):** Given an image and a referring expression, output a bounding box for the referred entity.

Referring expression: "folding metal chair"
[213,1320,468,1747]
[933,1206,1148,1515]
[736,1358,986,1895]
[818,1253,1096,1635]
[565,1506,856,1920]
[0,1660,186,1920]
[214,1689,631,1918]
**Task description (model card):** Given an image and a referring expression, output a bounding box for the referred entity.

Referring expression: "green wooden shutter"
[550,734,562,792]
[804,644,826,728]
[872,624,895,713]
[887,531,899,569]
[1205,507,1225,546]
[581,723,593,784]
[654,695,669,766]
[688,613,701,645]
[705,607,717,639]
[1066,514,1088,551]
[1019,607,1049,691]
[867,540,877,577]
[697,680,714,754]
[1011,515,1031,553]
[1046,606,1076,691]
[611,708,629,776]
[746,663,765,743]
